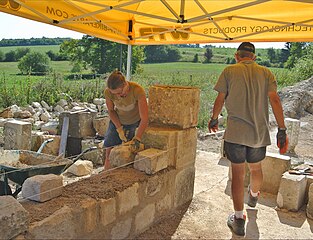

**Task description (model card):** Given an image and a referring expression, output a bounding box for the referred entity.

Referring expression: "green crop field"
[0,45,60,55]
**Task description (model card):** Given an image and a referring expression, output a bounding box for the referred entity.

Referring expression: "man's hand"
[124,136,142,153]
[116,126,127,142]
[208,118,218,133]
[277,128,288,154]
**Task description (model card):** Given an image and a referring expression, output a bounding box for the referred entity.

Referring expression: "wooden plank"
[59,116,69,156]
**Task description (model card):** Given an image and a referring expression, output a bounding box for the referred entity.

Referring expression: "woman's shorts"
[224,141,266,164]
[103,120,140,148]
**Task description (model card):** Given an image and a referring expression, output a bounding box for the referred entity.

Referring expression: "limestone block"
[0,196,29,240]
[306,176,313,203]
[148,85,200,129]
[156,194,172,216]
[261,152,291,194]
[111,218,132,239]
[285,118,300,153]
[79,198,98,233]
[135,204,155,233]
[145,175,163,197]
[22,174,63,202]
[66,160,93,176]
[93,116,110,137]
[4,120,32,150]
[81,139,104,166]
[134,148,168,175]
[175,127,197,169]
[110,145,135,168]
[277,172,307,211]
[100,198,116,226]
[31,134,61,156]
[307,184,313,219]
[40,121,59,135]
[28,206,76,239]
[174,166,195,208]
[117,183,139,215]
[59,110,97,138]
[0,107,14,118]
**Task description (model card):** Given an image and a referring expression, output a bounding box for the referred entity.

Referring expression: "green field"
[0,45,60,55]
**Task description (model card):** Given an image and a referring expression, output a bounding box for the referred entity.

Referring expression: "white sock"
[250,189,259,197]
[235,210,244,219]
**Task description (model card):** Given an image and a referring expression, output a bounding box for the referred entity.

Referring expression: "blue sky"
[0,12,286,49]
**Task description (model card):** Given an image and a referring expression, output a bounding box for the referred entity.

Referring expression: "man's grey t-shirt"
[214,60,277,147]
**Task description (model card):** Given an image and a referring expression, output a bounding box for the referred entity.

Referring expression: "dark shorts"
[103,120,140,148]
[224,141,266,164]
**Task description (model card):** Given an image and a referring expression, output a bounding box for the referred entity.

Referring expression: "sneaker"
[227,213,246,236]
[247,185,259,208]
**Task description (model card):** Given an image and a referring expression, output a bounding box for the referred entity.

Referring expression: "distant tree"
[18,52,51,75]
[267,48,277,63]
[0,50,4,62]
[203,47,213,63]
[144,45,181,63]
[284,42,306,69]
[193,53,199,63]
[4,50,16,62]
[15,47,31,61]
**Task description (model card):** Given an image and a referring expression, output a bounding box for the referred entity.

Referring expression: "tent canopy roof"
[1,0,313,45]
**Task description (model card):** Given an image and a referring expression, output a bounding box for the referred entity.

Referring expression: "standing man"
[208,42,287,236]
[103,70,148,170]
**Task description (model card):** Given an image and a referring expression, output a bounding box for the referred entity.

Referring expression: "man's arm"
[268,91,286,128]
[135,95,149,140]
[211,92,226,119]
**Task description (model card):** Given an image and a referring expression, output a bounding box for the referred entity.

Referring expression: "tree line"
[1,36,312,80]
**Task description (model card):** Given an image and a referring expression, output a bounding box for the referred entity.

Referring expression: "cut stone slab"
[4,120,32,150]
[110,145,135,168]
[134,148,168,175]
[66,160,93,176]
[22,174,63,202]
[0,196,29,240]
[307,184,313,219]
[277,172,307,211]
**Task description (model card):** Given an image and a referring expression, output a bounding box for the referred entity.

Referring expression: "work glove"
[208,118,218,133]
[124,136,142,153]
[116,126,127,143]
[276,128,288,154]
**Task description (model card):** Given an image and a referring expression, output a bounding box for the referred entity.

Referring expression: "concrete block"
[262,152,291,194]
[28,206,76,239]
[22,174,63,202]
[0,196,29,240]
[66,160,93,176]
[111,218,132,239]
[31,134,60,156]
[4,120,32,150]
[148,85,200,129]
[117,183,139,215]
[135,204,155,233]
[134,148,168,175]
[110,145,135,168]
[285,118,300,153]
[93,116,110,136]
[174,166,195,208]
[99,198,116,226]
[277,172,307,211]
[59,110,97,138]
[175,127,197,169]
[307,184,313,219]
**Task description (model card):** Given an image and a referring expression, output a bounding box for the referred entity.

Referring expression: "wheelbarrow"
[0,147,97,197]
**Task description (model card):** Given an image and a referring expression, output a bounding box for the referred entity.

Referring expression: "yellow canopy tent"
[1,0,313,45]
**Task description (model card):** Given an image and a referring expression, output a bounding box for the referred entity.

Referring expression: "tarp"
[1,0,313,45]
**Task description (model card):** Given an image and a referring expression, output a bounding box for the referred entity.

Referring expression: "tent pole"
[126,44,132,80]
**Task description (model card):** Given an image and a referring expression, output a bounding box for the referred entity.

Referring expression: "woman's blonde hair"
[107,70,126,90]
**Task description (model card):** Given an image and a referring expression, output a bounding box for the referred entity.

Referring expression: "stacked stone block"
[4,120,32,150]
